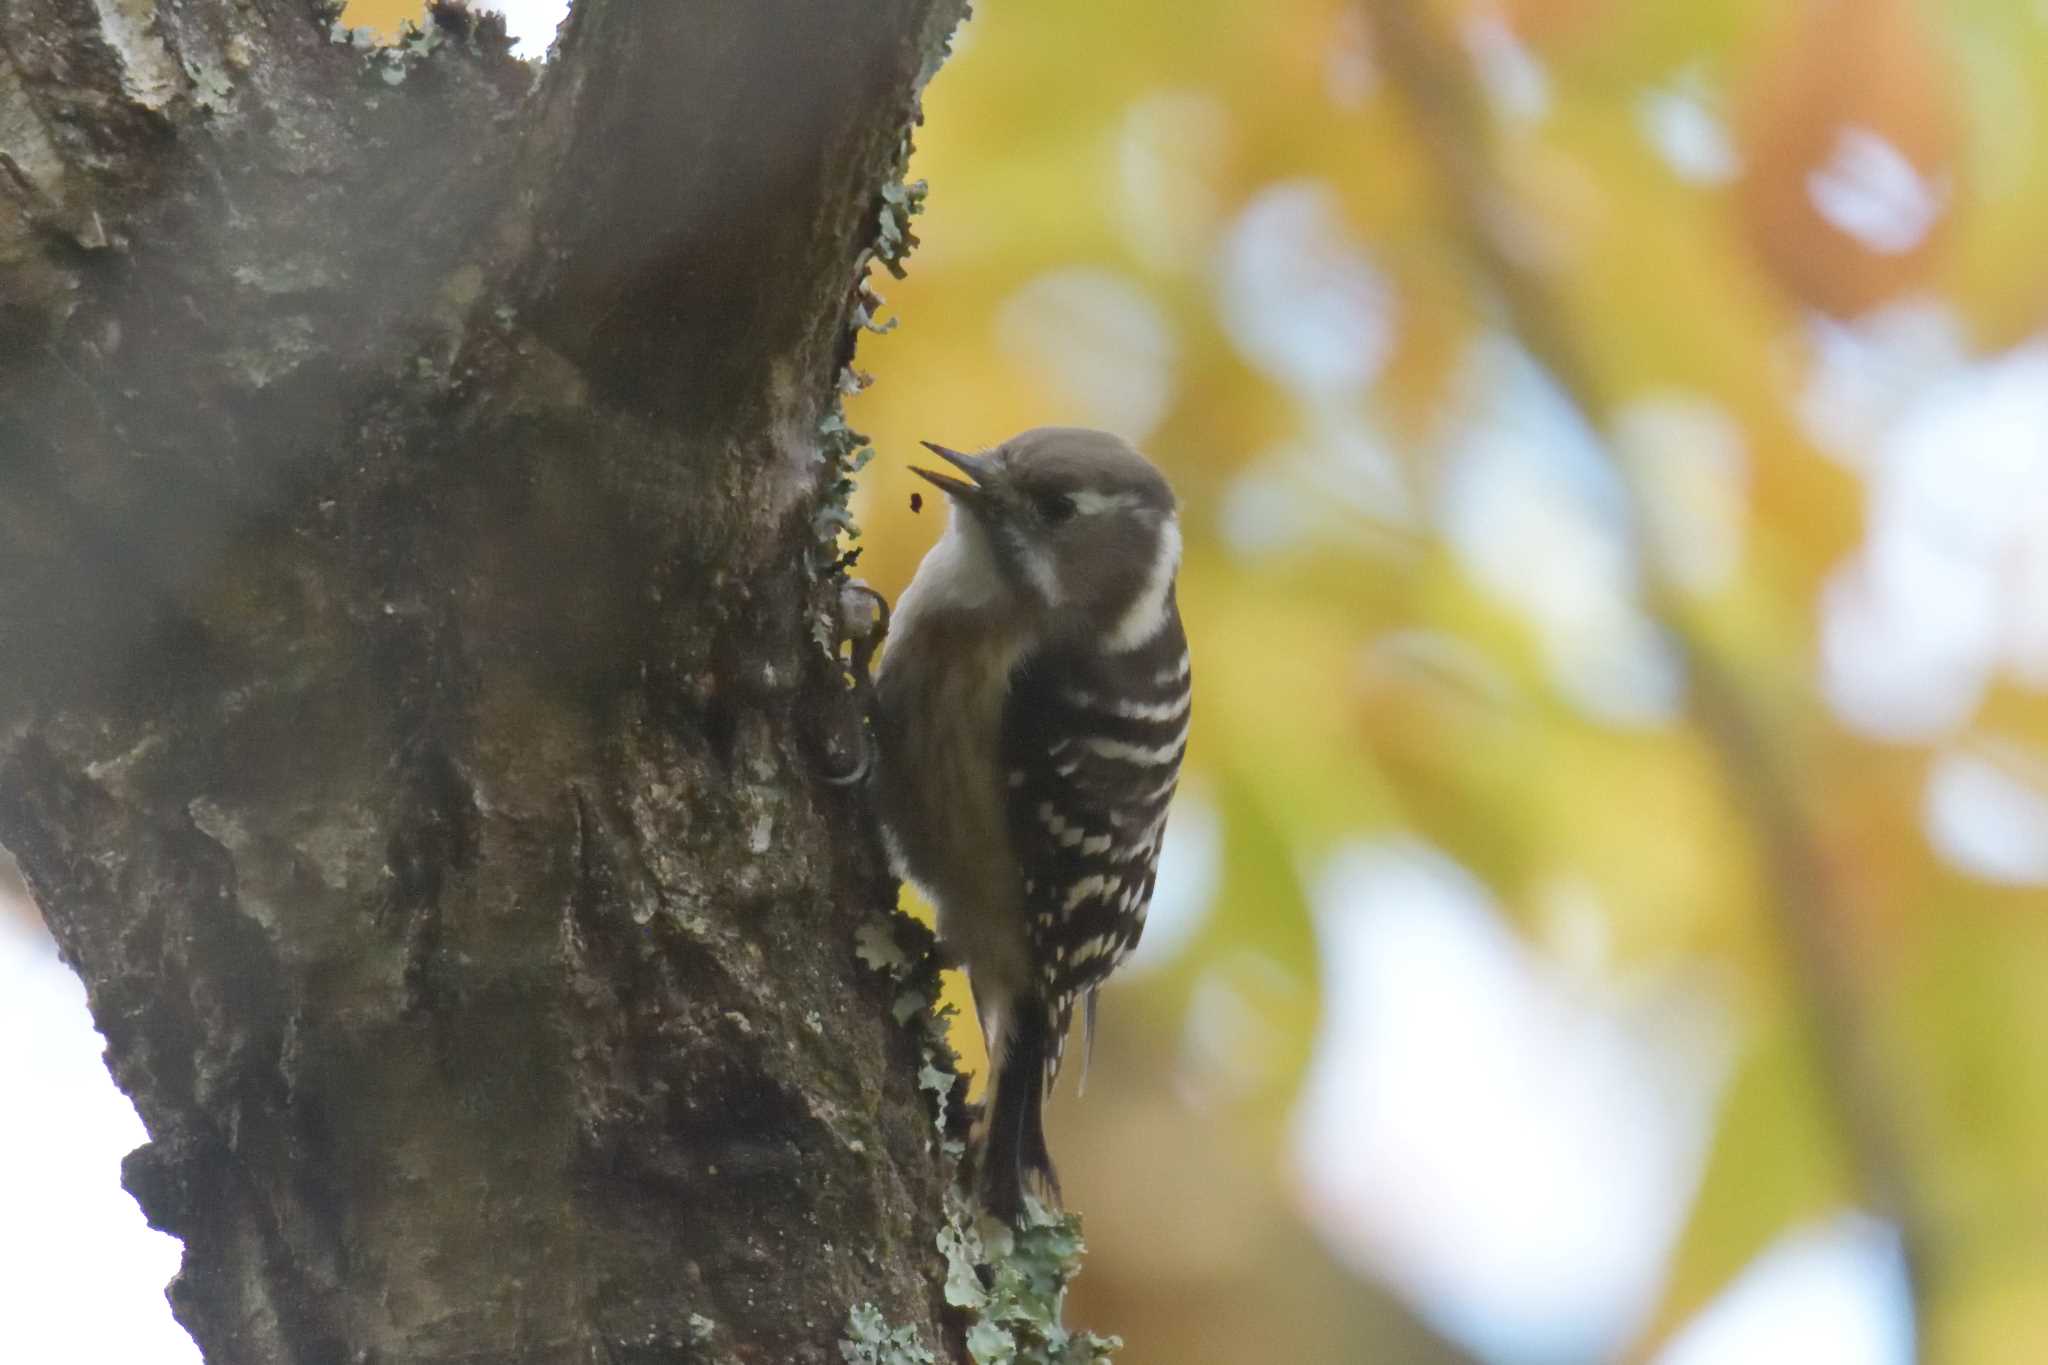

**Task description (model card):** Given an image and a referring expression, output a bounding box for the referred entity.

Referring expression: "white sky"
[484,0,569,58]
[0,913,198,1364]
[1657,1215,1914,1365]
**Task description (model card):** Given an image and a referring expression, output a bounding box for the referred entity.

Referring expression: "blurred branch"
[1362,0,1938,1343]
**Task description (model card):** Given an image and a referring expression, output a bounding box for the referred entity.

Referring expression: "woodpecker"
[873,426,1189,1220]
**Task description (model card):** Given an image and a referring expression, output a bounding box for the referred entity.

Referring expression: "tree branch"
[514,0,957,422]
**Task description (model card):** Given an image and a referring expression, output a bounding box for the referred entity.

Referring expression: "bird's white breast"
[875,509,1038,996]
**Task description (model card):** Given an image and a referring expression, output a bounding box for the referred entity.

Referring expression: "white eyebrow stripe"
[1070,489,1142,516]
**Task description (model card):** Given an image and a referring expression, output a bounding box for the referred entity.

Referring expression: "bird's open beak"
[911,442,998,503]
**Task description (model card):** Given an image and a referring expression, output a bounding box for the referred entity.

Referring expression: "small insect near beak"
[910,441,998,503]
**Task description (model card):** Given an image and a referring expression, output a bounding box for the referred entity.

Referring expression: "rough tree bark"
[0,1,975,1360]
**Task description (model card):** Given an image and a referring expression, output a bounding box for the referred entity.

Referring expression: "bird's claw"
[815,581,890,786]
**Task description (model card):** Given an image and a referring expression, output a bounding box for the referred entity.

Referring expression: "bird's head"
[912,426,1181,651]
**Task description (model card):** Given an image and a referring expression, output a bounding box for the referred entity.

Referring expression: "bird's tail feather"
[981,994,1062,1222]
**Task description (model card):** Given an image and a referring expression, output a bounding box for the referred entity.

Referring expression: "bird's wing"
[1000,608,1189,1084]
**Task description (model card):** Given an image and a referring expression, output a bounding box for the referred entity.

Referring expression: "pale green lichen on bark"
[842,1302,939,1365]
[941,1191,1120,1365]
[812,76,937,573]
[853,914,965,1155]
[843,1190,1118,1365]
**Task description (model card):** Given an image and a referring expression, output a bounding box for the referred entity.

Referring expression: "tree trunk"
[0,1,973,1360]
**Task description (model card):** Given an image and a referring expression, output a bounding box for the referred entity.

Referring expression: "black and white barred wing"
[1001,614,1190,1082]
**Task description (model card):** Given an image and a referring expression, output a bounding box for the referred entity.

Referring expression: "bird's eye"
[1036,493,1077,524]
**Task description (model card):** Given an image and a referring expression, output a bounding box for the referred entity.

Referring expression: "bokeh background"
[7,0,2048,1361]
